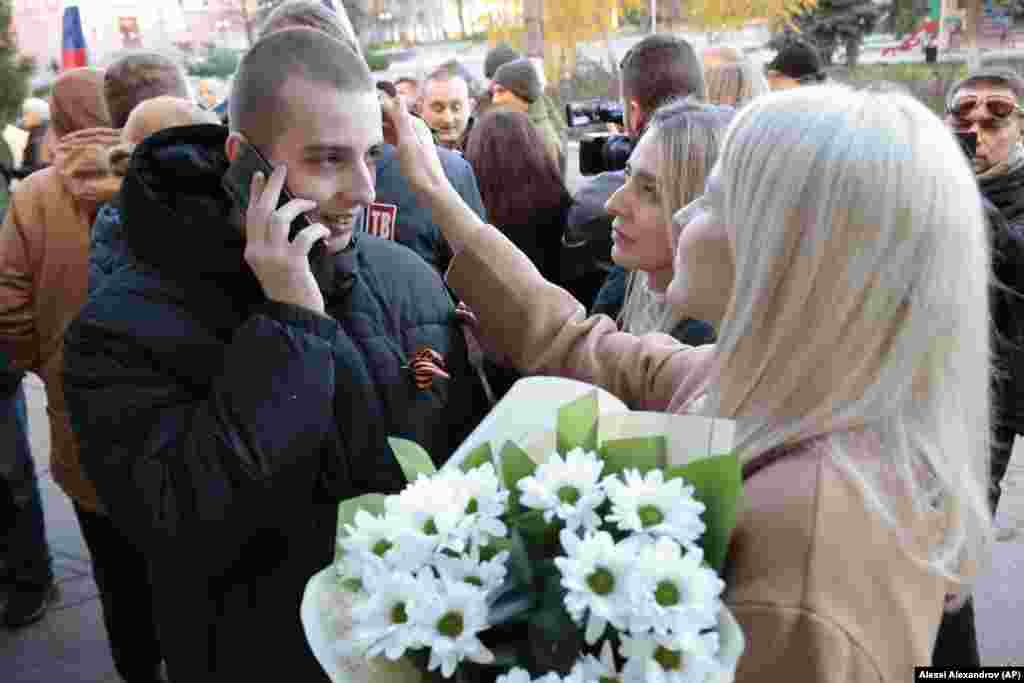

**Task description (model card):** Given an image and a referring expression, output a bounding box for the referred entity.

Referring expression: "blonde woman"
[704,61,770,107]
[384,85,994,681]
[606,99,731,343]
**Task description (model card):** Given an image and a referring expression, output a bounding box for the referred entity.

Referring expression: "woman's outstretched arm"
[382,95,711,411]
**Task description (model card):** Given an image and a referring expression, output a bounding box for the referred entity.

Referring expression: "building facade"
[12,0,253,76]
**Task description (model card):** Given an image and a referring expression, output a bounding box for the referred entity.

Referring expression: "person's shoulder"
[568,171,622,227]
[93,202,122,231]
[574,170,625,201]
[358,233,444,280]
[7,166,61,225]
[355,236,452,316]
[436,145,472,175]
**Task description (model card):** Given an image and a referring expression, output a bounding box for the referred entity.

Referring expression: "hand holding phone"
[223,140,327,264]
[239,163,330,315]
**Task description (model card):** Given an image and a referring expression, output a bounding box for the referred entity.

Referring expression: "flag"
[62,4,88,70]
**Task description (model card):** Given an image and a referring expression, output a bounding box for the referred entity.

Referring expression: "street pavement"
[1,373,1022,680]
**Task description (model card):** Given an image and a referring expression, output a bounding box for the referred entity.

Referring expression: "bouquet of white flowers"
[302,378,745,683]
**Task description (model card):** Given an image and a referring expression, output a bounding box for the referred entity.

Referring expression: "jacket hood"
[121,123,253,283]
[53,127,122,204]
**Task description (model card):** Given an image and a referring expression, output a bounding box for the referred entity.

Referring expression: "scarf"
[979,142,1024,226]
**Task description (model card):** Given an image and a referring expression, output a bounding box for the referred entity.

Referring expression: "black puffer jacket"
[62,124,487,682]
[980,166,1024,436]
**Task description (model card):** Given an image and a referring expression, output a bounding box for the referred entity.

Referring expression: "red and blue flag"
[62,4,88,70]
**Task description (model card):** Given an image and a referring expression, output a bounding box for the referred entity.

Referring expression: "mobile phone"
[955,131,977,161]
[222,140,325,263]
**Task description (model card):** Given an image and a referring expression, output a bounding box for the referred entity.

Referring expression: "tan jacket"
[0,127,121,512]
[446,224,951,682]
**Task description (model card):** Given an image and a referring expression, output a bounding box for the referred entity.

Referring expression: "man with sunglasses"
[937,66,1024,669]
[763,38,827,91]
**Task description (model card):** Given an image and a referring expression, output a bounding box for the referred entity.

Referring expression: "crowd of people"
[0,0,1022,680]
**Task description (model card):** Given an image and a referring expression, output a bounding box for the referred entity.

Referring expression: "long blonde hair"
[619,100,731,336]
[705,86,993,592]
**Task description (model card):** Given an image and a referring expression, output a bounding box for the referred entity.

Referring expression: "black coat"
[980,172,1024,436]
[62,124,487,682]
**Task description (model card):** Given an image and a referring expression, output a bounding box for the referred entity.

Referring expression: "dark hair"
[104,51,189,129]
[465,109,570,230]
[620,34,705,114]
[230,28,373,147]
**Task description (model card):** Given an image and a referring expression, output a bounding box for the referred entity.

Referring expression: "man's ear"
[628,99,646,137]
[225,131,247,163]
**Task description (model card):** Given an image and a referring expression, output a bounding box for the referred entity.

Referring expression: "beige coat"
[446,224,951,682]
[0,127,121,512]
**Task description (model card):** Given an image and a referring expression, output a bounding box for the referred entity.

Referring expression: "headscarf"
[48,68,121,204]
[49,68,110,139]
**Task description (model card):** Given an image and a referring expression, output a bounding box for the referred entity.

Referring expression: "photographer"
[566,34,706,311]
[938,66,1024,667]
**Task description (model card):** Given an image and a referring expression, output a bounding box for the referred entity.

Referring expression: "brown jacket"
[446,225,952,682]
[0,127,121,512]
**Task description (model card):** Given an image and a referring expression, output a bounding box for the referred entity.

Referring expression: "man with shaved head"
[63,28,487,682]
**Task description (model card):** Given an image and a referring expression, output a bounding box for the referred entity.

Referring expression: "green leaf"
[459,441,494,473]
[599,435,668,476]
[501,440,537,511]
[665,452,743,574]
[387,437,437,484]
[506,526,534,588]
[556,390,599,455]
[488,643,523,668]
[509,509,548,550]
[527,572,584,674]
[479,536,513,562]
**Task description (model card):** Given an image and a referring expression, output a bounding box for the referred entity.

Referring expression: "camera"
[565,98,625,128]
[566,98,632,176]
[577,133,633,176]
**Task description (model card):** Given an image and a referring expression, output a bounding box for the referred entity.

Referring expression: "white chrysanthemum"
[554,529,634,645]
[340,509,432,573]
[517,448,606,532]
[350,570,431,660]
[627,539,724,637]
[620,631,722,683]
[409,578,494,678]
[496,670,534,683]
[571,640,627,683]
[455,463,510,546]
[604,469,706,547]
[434,546,510,595]
[388,474,475,556]
[496,671,575,683]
